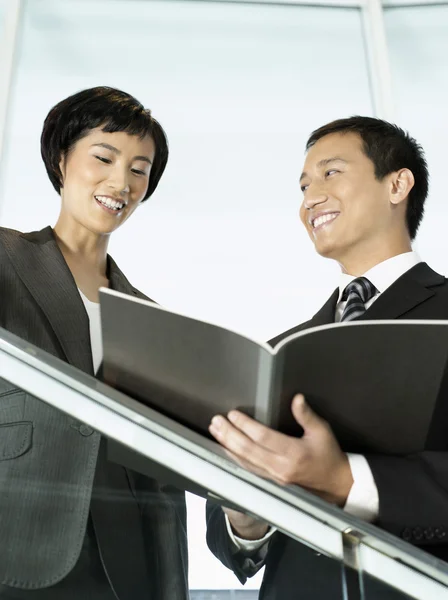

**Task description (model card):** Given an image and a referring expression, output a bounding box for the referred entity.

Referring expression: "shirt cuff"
[344,453,379,522]
[224,513,276,551]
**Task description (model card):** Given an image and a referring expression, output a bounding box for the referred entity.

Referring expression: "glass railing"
[0,326,447,599]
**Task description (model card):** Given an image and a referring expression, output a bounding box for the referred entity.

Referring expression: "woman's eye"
[95,155,112,164]
[131,168,146,176]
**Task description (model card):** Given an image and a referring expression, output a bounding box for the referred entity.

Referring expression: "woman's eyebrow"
[91,143,152,164]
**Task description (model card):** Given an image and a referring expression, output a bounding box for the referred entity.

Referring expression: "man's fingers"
[209,413,303,485]
[291,394,324,432]
[223,446,297,487]
[209,415,276,470]
[226,410,291,453]
[223,449,271,480]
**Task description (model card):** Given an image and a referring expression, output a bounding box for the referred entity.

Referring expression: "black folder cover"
[100,288,448,455]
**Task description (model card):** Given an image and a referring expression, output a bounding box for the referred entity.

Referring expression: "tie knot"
[342,277,377,304]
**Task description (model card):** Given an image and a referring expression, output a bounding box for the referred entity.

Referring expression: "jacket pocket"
[0,385,26,424]
[0,422,33,461]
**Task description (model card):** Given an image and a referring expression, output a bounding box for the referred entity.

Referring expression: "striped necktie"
[340,277,377,322]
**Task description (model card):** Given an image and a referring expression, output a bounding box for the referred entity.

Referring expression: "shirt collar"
[337,251,422,304]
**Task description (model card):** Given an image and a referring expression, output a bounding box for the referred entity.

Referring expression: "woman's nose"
[108,167,130,195]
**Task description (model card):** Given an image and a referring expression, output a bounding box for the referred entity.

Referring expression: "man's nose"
[302,190,328,211]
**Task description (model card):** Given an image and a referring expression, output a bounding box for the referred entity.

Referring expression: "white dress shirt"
[227,251,422,551]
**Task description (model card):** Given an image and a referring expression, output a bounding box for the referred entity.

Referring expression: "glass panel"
[0,327,448,599]
[0,372,349,599]
[1,364,448,599]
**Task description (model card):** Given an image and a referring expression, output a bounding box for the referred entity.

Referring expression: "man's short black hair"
[41,86,169,201]
[306,116,429,240]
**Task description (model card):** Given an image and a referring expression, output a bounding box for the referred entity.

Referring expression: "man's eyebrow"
[300,157,348,182]
[91,143,152,165]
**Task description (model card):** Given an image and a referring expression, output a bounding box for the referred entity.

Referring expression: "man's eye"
[301,184,309,192]
[325,169,338,177]
[95,155,112,164]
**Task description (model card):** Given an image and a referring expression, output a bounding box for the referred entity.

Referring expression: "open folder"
[99,288,448,455]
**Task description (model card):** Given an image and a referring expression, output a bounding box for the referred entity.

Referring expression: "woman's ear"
[58,156,66,193]
[390,168,415,206]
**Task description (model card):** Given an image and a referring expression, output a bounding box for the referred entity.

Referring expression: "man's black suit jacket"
[206,262,448,599]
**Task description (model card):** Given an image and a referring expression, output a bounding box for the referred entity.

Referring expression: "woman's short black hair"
[41,86,169,201]
[306,116,429,240]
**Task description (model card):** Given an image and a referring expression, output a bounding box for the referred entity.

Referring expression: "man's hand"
[209,394,353,507]
[223,507,270,540]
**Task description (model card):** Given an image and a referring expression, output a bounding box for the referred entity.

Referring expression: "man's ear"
[390,168,415,206]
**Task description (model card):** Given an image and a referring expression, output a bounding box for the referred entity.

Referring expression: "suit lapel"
[360,262,444,320]
[107,256,150,300]
[108,257,135,295]
[2,226,93,374]
[269,288,338,346]
[308,288,339,326]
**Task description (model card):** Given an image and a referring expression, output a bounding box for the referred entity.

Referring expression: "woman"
[0,87,188,600]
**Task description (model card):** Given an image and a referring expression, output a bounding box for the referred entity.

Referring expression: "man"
[206,116,448,598]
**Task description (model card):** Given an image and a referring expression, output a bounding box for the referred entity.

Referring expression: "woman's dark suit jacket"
[0,226,188,600]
